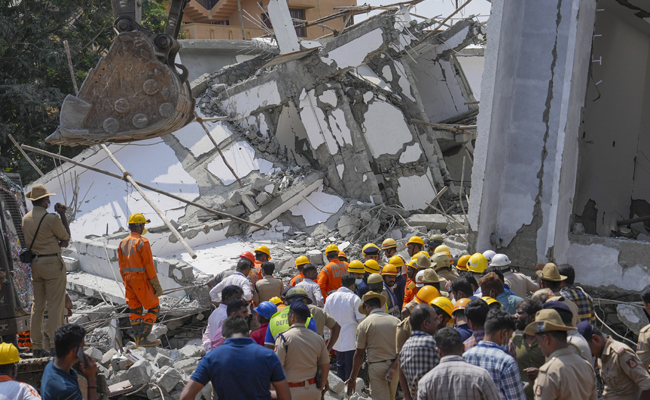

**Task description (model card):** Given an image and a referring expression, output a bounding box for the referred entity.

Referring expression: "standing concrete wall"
[469,0,596,266]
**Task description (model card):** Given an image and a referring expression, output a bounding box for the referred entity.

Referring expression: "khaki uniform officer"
[347,292,400,400]
[524,309,597,400]
[638,323,650,370]
[579,321,650,400]
[275,302,329,400]
[21,184,70,358]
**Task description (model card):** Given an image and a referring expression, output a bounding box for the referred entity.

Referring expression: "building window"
[261,8,307,37]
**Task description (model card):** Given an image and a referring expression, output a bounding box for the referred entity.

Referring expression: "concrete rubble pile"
[23,7,483,399]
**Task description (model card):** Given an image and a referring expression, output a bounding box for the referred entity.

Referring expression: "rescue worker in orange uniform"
[403,253,428,306]
[317,244,348,300]
[289,256,310,288]
[118,213,164,348]
[251,245,271,285]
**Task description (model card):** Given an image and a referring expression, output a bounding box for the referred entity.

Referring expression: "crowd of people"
[181,235,650,400]
[10,184,650,400]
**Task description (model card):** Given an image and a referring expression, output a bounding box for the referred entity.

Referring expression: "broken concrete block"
[101,348,117,368]
[62,256,80,272]
[328,371,345,394]
[178,344,205,358]
[355,377,365,394]
[107,370,129,386]
[255,192,273,206]
[154,353,174,369]
[324,391,343,400]
[111,355,133,372]
[146,387,163,399]
[264,184,277,195]
[407,214,448,230]
[175,357,200,374]
[252,177,272,192]
[85,347,103,363]
[617,304,649,335]
[150,323,169,339]
[241,194,259,212]
[127,359,153,385]
[337,215,360,238]
[156,367,182,393]
[225,205,246,217]
[223,192,242,208]
[307,250,324,266]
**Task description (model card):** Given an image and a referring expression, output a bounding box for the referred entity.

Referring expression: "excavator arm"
[46,0,195,146]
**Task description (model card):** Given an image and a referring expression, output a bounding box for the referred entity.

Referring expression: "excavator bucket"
[46,31,195,146]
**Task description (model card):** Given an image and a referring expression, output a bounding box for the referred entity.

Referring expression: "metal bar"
[195,115,243,187]
[21,144,268,230]
[7,135,44,176]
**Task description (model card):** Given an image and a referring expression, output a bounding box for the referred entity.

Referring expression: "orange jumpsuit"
[403,278,417,305]
[317,259,349,300]
[250,260,264,285]
[289,271,305,288]
[118,232,160,324]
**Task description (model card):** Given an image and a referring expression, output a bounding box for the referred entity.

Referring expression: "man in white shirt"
[202,286,244,352]
[210,257,254,302]
[323,274,365,381]
[0,343,41,400]
[296,264,324,307]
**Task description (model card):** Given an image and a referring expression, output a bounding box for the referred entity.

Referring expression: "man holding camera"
[21,184,70,358]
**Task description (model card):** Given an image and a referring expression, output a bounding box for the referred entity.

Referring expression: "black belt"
[369,359,395,364]
[35,253,58,258]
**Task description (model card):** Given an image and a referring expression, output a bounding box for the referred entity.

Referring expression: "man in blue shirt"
[41,324,97,400]
[181,316,290,400]
[479,272,523,315]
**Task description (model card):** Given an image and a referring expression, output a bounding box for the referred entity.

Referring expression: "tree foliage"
[0,0,169,184]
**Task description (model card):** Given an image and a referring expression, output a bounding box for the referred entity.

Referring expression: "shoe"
[136,322,161,348]
[130,321,143,348]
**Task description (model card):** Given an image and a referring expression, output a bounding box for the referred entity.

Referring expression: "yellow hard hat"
[364,259,380,274]
[432,297,454,318]
[434,245,450,254]
[338,251,347,260]
[367,273,383,285]
[431,252,451,271]
[362,243,380,255]
[407,236,424,246]
[453,298,472,313]
[388,256,404,267]
[0,343,21,365]
[482,296,501,307]
[381,264,398,276]
[456,255,471,270]
[414,286,440,304]
[255,245,272,260]
[467,253,488,274]
[295,256,310,267]
[348,260,365,274]
[325,244,340,253]
[269,296,283,306]
[128,213,150,224]
[382,238,397,250]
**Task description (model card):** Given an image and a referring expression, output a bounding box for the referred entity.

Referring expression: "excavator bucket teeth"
[47,31,195,147]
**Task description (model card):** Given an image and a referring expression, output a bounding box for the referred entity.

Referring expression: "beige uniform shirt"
[600,337,650,399]
[275,323,329,383]
[437,269,458,283]
[308,304,336,336]
[21,207,69,255]
[253,276,284,304]
[402,299,417,316]
[356,308,399,363]
[534,346,597,400]
[548,294,580,327]
[637,324,650,370]
[503,270,539,299]
[395,316,412,354]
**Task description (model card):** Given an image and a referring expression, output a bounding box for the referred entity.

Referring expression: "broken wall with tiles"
[197,13,481,211]
[471,0,650,293]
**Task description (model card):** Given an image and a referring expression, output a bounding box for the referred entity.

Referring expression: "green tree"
[0,0,170,184]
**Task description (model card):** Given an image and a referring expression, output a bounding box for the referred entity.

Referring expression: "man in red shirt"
[250,301,277,346]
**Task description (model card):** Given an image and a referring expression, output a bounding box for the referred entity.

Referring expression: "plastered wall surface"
[470,0,596,267]
[574,5,650,237]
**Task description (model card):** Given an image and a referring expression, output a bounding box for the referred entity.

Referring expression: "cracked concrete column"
[267,0,300,54]
[468,0,596,266]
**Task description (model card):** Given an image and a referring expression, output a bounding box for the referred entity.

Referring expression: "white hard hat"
[490,254,511,267]
[415,270,426,288]
[482,250,496,263]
